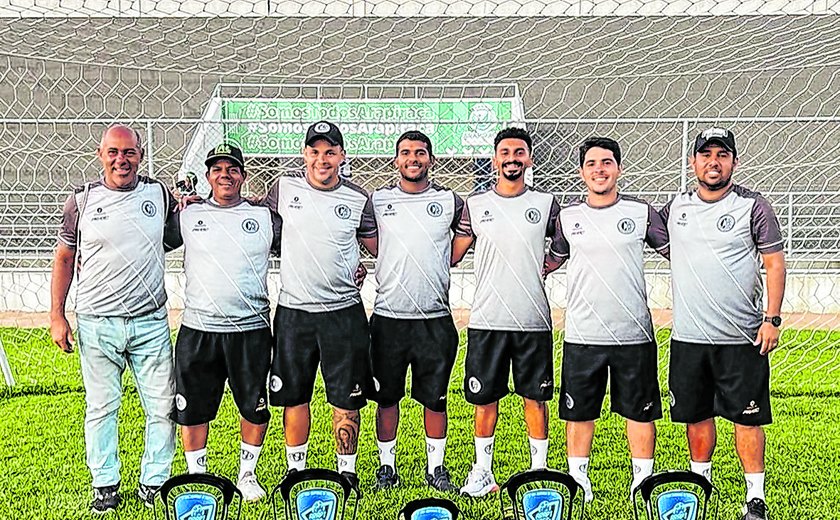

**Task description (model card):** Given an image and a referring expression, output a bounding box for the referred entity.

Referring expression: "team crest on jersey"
[192,219,208,232]
[676,212,688,227]
[289,196,303,210]
[334,204,352,220]
[479,209,494,223]
[242,218,260,234]
[525,207,542,224]
[570,222,584,236]
[427,201,443,217]
[717,214,736,232]
[92,207,108,221]
[617,217,636,234]
[141,200,157,217]
[381,203,397,217]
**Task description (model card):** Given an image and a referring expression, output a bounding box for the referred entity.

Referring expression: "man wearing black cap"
[262,121,378,486]
[661,127,786,520]
[169,143,282,502]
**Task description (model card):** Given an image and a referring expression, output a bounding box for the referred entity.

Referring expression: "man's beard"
[699,174,731,191]
[401,169,428,183]
[501,161,524,181]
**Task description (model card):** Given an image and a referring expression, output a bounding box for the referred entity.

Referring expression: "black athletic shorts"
[559,341,662,422]
[172,325,271,426]
[369,313,458,413]
[270,303,372,411]
[464,329,554,405]
[669,339,772,426]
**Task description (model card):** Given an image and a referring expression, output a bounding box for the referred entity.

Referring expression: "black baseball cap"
[205,143,245,170]
[305,121,344,148]
[693,127,737,158]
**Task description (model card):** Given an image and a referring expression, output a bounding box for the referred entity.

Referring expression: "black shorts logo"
[270,375,283,392]
[241,218,260,234]
[565,393,575,410]
[717,214,736,232]
[141,200,156,217]
[427,201,443,217]
[175,393,187,411]
[525,207,541,224]
[617,217,636,234]
[468,376,482,394]
[335,204,352,220]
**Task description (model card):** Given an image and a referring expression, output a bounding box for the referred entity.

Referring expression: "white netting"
[1,1,838,397]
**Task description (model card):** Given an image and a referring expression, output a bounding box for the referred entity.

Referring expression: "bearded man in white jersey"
[661,128,785,520]
[452,127,560,497]
[369,131,463,492]
[544,137,670,502]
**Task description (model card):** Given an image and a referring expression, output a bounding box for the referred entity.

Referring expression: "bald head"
[97,124,144,189]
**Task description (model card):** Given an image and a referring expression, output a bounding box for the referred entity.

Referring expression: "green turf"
[0,327,838,519]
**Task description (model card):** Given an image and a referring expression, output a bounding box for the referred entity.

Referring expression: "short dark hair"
[494,127,532,152]
[579,137,622,167]
[395,131,433,157]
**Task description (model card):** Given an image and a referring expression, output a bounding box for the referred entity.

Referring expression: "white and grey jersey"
[263,174,377,312]
[549,195,670,345]
[58,176,178,317]
[662,184,784,344]
[456,187,560,332]
[172,199,282,333]
[372,182,464,319]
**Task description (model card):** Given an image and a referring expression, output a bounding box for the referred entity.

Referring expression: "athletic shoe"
[91,483,120,514]
[460,464,498,497]
[742,498,769,520]
[137,483,159,509]
[236,472,266,502]
[340,471,360,493]
[426,466,458,492]
[374,465,399,490]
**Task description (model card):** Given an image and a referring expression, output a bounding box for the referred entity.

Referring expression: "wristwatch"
[764,315,782,327]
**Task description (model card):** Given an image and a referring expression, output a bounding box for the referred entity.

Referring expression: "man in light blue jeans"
[50,124,180,514]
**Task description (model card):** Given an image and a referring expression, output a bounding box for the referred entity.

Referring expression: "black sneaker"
[374,465,399,490]
[91,483,120,514]
[742,498,769,520]
[426,466,458,492]
[137,484,159,509]
[340,471,360,493]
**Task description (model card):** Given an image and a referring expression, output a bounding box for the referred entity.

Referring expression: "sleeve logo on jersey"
[617,217,636,234]
[141,200,157,218]
[334,204,352,220]
[525,207,542,224]
[242,218,260,234]
[717,214,736,232]
[427,201,443,217]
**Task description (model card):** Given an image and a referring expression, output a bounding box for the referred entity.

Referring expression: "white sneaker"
[237,472,266,502]
[460,464,499,497]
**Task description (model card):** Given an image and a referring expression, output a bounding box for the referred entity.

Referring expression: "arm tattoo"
[333,409,361,455]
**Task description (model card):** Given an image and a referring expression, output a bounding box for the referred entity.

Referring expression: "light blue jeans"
[77,306,176,488]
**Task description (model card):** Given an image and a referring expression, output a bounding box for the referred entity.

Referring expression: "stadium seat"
[499,469,585,520]
[397,497,460,519]
[632,470,717,520]
[156,472,242,520]
[269,468,360,520]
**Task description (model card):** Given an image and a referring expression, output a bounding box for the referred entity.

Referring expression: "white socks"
[568,456,593,502]
[529,437,548,470]
[286,442,308,472]
[426,437,446,474]
[337,453,358,474]
[475,436,495,471]
[377,439,397,469]
[745,472,766,501]
[185,448,207,474]
[631,457,654,492]
[238,442,262,481]
[690,460,713,482]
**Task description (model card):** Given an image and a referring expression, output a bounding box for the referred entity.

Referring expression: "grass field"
[1,326,838,520]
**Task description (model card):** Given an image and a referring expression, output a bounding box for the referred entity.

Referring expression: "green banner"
[221,99,519,157]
